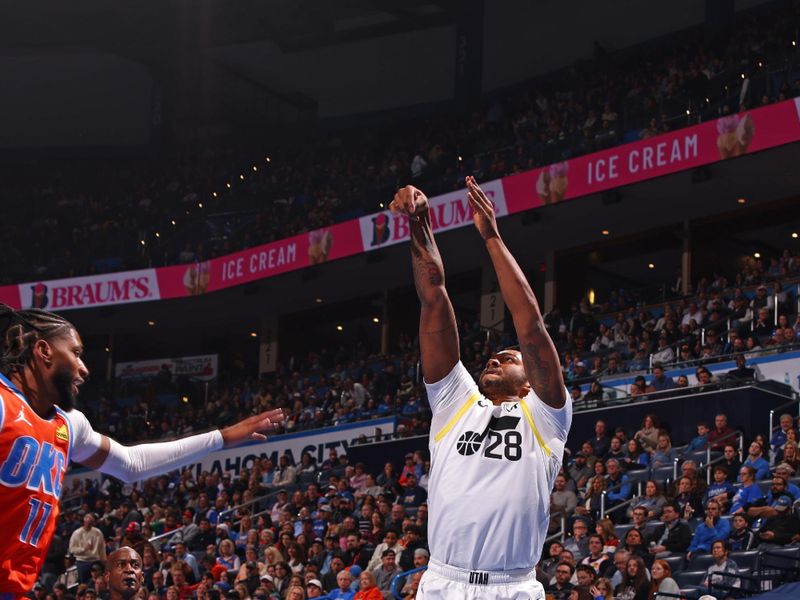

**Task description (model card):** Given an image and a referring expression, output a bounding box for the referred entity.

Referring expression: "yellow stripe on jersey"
[433,392,479,443]
[520,400,552,458]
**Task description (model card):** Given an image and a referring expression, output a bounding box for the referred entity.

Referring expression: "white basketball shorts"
[417,558,545,600]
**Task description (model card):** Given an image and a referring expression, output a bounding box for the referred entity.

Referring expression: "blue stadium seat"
[687,553,715,571]
[759,545,800,573]
[662,553,685,573]
[674,570,707,588]
[614,523,633,540]
[650,466,674,485]
[729,549,760,571]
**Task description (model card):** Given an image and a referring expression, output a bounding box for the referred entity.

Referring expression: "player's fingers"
[251,432,267,441]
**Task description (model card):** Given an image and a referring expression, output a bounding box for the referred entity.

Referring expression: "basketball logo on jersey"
[455,415,522,461]
[55,425,69,443]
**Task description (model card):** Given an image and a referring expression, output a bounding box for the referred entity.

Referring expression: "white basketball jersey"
[425,362,572,572]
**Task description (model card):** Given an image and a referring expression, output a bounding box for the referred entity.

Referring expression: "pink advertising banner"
[2,99,799,311]
[502,98,800,213]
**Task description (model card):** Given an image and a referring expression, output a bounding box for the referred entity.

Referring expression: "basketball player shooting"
[0,306,284,598]
[389,177,572,600]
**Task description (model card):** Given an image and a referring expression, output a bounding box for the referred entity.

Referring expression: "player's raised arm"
[72,408,285,483]
[466,176,565,408]
[389,185,459,384]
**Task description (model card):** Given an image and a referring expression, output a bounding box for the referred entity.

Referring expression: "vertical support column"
[258,316,278,376]
[480,266,505,333]
[544,250,557,314]
[454,0,485,115]
[381,290,390,356]
[106,334,114,382]
[681,220,692,296]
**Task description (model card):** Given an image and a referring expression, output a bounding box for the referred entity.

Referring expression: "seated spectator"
[575,476,606,523]
[668,459,707,499]
[707,414,734,451]
[756,493,800,546]
[328,570,355,600]
[649,559,679,600]
[703,540,739,589]
[686,500,730,557]
[648,364,676,392]
[370,549,399,596]
[539,541,565,582]
[550,475,578,533]
[546,562,574,600]
[594,518,620,555]
[399,473,426,507]
[726,354,758,381]
[740,440,770,481]
[621,528,651,568]
[580,535,610,575]
[629,507,650,539]
[563,519,591,562]
[604,437,626,462]
[590,577,614,600]
[703,466,736,511]
[775,435,800,468]
[650,433,677,469]
[622,439,650,471]
[589,420,611,458]
[774,462,800,499]
[613,556,649,600]
[627,480,667,520]
[728,513,756,551]
[645,502,692,558]
[630,376,654,397]
[607,549,631,589]
[651,335,675,364]
[673,476,704,520]
[604,459,632,518]
[353,571,382,600]
[729,466,764,514]
[770,413,797,453]
[682,422,709,456]
[720,444,742,483]
[569,453,593,490]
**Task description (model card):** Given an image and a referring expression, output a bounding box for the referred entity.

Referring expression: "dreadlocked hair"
[0,304,74,376]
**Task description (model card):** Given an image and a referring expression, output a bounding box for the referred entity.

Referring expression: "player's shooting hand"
[389,185,429,220]
[221,408,285,447]
[466,176,500,241]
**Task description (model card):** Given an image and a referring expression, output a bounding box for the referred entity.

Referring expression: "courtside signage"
[357,178,508,251]
[2,99,799,310]
[18,269,160,311]
[115,354,219,381]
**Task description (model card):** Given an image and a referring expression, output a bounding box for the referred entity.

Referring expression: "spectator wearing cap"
[170,509,200,546]
[305,578,324,598]
[366,530,402,571]
[649,364,676,391]
[121,520,145,549]
[69,514,107,583]
[371,549,398,596]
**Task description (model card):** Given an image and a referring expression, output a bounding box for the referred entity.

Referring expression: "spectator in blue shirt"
[774,463,800,500]
[682,423,709,457]
[687,500,731,557]
[606,459,632,505]
[770,413,797,453]
[649,364,676,391]
[740,441,770,482]
[729,466,764,514]
[651,433,677,469]
[704,466,736,510]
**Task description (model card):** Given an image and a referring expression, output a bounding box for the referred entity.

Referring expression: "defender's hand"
[389,185,429,220]
[466,176,500,241]
[221,408,285,447]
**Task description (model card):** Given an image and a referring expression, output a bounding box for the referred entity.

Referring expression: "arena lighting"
[601,229,610,236]
[147,320,155,326]
[104,347,110,352]
[372,317,380,324]
[588,289,595,304]
[458,156,463,161]
[648,263,655,269]
[171,220,176,225]
[737,198,746,204]
[226,183,231,188]
[315,297,323,303]
[685,109,690,115]
[182,396,189,403]
[741,73,745,79]
[239,174,245,180]
[212,192,218,197]
[252,166,258,171]
[198,202,203,208]
[249,332,258,338]
[379,202,385,208]
[754,252,761,258]
[140,240,145,246]
[336,325,343,331]
[155,232,160,238]
[266,156,271,162]
[792,233,798,239]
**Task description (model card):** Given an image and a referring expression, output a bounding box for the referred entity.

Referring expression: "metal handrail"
[544,515,567,545]
[601,481,645,519]
[695,429,744,485]
[219,489,281,522]
[599,475,642,519]
[391,565,428,600]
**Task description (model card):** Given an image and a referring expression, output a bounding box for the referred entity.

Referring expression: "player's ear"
[33,338,54,367]
[518,380,531,398]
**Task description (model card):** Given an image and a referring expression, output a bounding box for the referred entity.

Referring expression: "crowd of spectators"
[542,412,800,599]
[48,445,433,600]
[2,2,799,285]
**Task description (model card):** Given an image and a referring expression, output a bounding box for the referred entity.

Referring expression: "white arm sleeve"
[66,408,224,483]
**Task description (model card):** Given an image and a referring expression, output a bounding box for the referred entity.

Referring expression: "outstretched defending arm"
[70,409,285,483]
[389,186,459,384]
[466,176,565,408]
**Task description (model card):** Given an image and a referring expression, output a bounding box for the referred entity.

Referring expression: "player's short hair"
[0,304,74,376]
